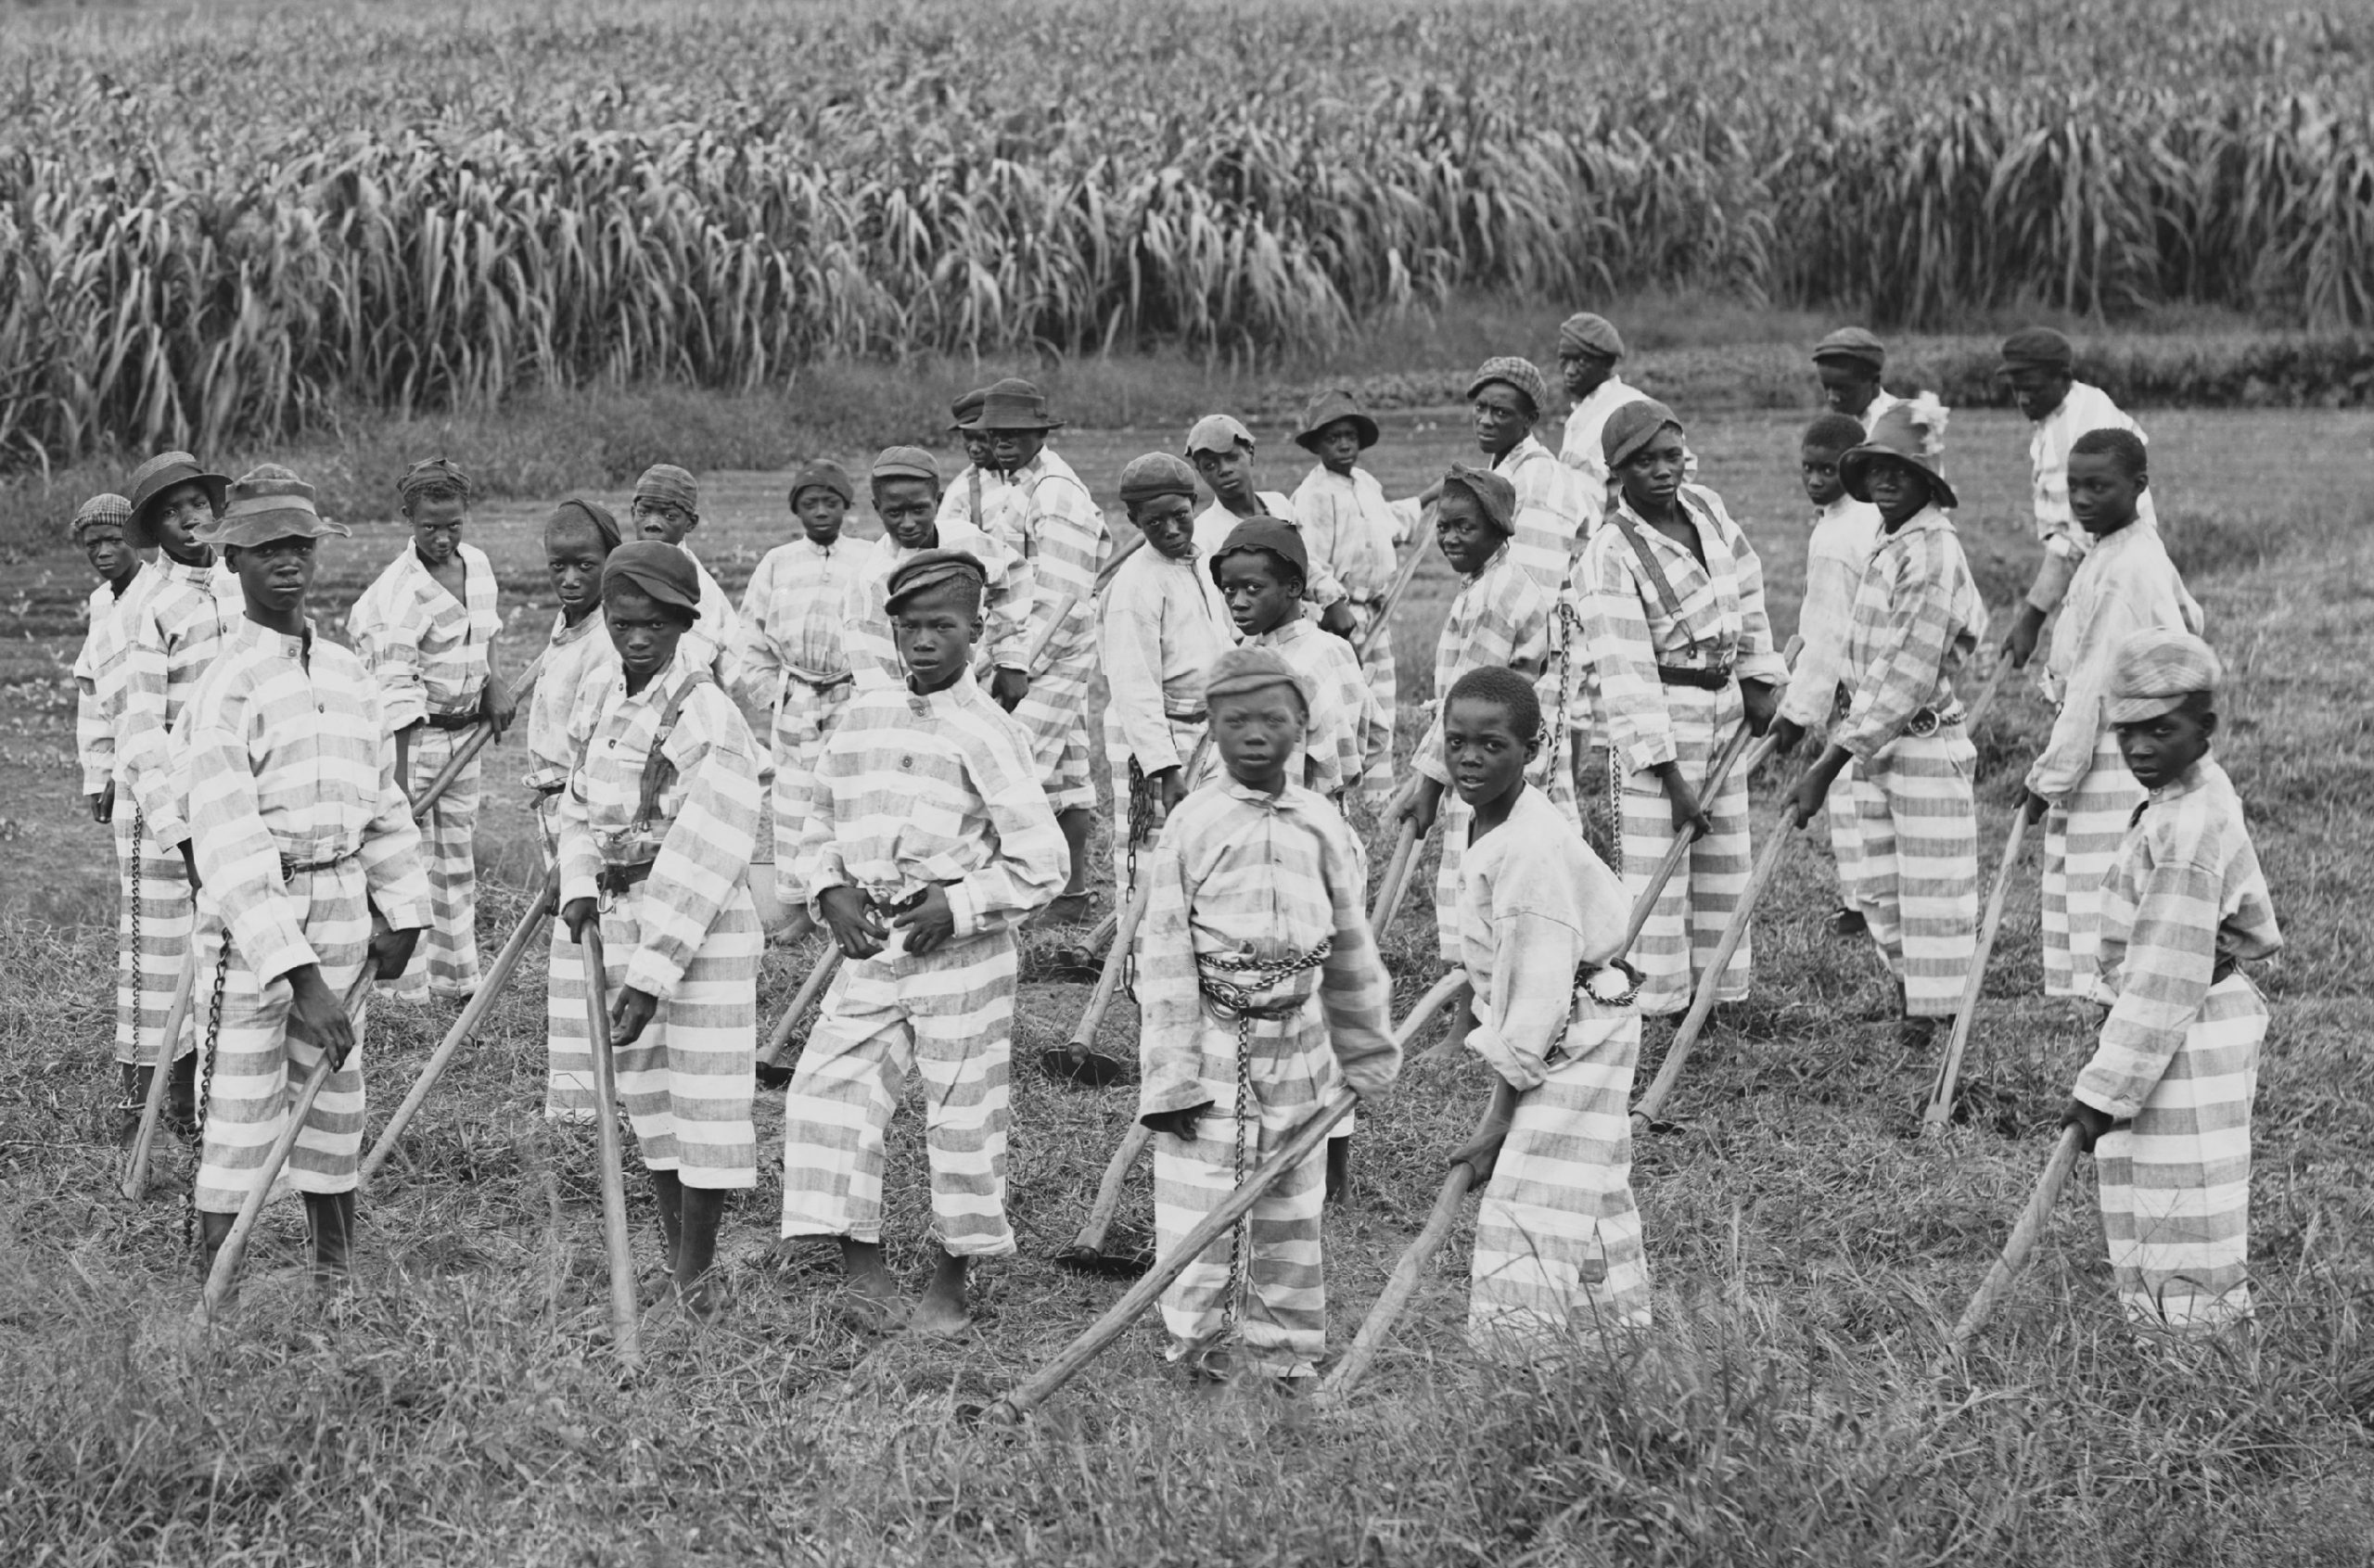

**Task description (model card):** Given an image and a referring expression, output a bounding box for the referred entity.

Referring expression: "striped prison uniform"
[780,669,1066,1256]
[734,535,861,869]
[1835,505,1987,1016]
[1291,463,1410,800]
[1137,780,1398,1378]
[1003,449,1107,813]
[551,656,762,1173]
[1779,495,1885,920]
[1557,376,1644,527]
[2077,757,2279,1331]
[674,540,746,694]
[1496,434,1593,592]
[1101,541,1232,894]
[180,619,430,1211]
[348,542,499,1002]
[1247,617,1373,802]
[2025,383,2157,617]
[1193,491,1348,615]
[844,519,1032,695]
[110,556,243,1068]
[2029,521,2203,1001]
[523,607,618,852]
[1410,542,1561,958]
[938,464,1022,555]
[1580,487,1788,1016]
[74,573,139,802]
[1456,784,1650,1354]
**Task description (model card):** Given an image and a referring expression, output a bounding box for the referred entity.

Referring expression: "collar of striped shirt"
[1883,504,1957,540]
[1464,540,1516,584]
[900,666,986,713]
[1221,776,1306,809]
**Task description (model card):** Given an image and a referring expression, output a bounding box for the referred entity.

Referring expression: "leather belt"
[1166,708,1208,725]
[280,846,360,881]
[2211,955,2238,988]
[1655,665,1732,691]
[596,860,656,896]
[426,709,480,731]
[1902,704,1966,739]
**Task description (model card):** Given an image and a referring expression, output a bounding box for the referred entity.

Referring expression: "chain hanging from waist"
[1899,701,1966,739]
[782,660,854,691]
[278,841,361,882]
[1196,938,1333,1025]
[595,859,656,896]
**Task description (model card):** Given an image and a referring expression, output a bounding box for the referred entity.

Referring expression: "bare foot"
[911,1248,974,1340]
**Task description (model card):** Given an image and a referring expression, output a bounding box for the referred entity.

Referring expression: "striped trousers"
[770,679,854,869]
[2095,975,2263,1332]
[1153,1009,1337,1378]
[1103,709,1210,897]
[1469,1005,1652,1358]
[191,866,371,1211]
[388,727,480,1002]
[112,807,196,1068]
[1615,683,1750,1016]
[547,886,759,1185]
[1012,650,1097,814]
[1825,758,1864,914]
[1847,727,1978,1016]
[780,928,1017,1256]
[1348,602,1398,805]
[2042,729,2141,1003]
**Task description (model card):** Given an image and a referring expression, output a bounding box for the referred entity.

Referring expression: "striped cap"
[1204,645,1309,711]
[2106,629,2221,724]
[1465,355,1549,419]
[70,492,133,540]
[632,464,700,516]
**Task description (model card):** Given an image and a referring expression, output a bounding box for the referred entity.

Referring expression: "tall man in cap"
[347,457,516,1003]
[1289,389,1411,801]
[1468,355,1592,590]
[1103,453,1235,895]
[1810,328,1902,432]
[1185,414,1354,636]
[1580,399,1786,1021]
[555,541,765,1314]
[843,446,1031,695]
[782,549,1066,1336]
[1997,327,2157,670]
[630,463,744,688]
[178,465,429,1292]
[1554,312,1640,525]
[107,452,243,1141]
[973,377,1108,922]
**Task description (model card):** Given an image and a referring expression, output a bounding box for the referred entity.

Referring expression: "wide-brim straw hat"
[1839,406,1959,511]
[1292,389,1379,453]
[972,377,1065,433]
[126,452,230,545]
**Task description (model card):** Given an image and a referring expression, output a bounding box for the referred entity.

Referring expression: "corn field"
[0,0,2368,468]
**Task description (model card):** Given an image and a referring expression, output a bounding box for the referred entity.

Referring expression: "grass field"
[4,398,2371,1564]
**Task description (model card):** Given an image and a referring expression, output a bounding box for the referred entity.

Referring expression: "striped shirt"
[1248,617,1371,797]
[844,518,1032,691]
[1135,780,1399,1115]
[2028,521,2203,801]
[176,618,431,984]
[1412,542,1555,785]
[1779,497,1885,729]
[1194,491,1346,610]
[2077,757,2280,1119]
[1579,486,1788,774]
[556,655,764,999]
[112,556,244,847]
[1497,435,1593,589]
[734,534,859,715]
[794,669,1067,940]
[1287,465,1406,607]
[1557,376,1642,507]
[1006,449,1108,672]
[680,540,745,693]
[1103,545,1233,774]
[524,607,618,797]
[346,542,500,733]
[2029,382,2158,586]
[73,573,141,795]
[937,465,1024,555]
[1837,505,1987,760]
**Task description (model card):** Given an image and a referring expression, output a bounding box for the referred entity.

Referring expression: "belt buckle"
[1906,708,1941,739]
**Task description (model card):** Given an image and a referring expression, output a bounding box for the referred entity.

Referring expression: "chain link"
[127,809,142,1065]
[182,935,231,1252]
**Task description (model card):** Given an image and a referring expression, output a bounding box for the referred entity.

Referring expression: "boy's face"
[408,493,467,567]
[1311,420,1363,477]
[1434,490,1502,577]
[1217,551,1302,637]
[874,478,940,550]
[1211,683,1304,794]
[1816,362,1880,417]
[961,429,998,471]
[988,429,1045,473]
[1616,428,1688,513]
[1560,351,1616,400]
[82,523,135,582]
[2006,366,2073,423]
[794,488,848,546]
[545,519,608,618]
[892,583,983,692]
[147,479,218,560]
[225,535,316,622]
[1191,443,1256,507]
[632,497,696,546]
[605,585,687,682]
[2066,451,2144,537]
[2114,698,2214,792]
[1443,695,1535,809]
[1799,441,1849,509]
[1131,495,1197,562]
[1860,455,1933,527]
[1470,383,1531,460]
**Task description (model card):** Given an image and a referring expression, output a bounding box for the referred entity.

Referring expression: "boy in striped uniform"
[179,465,428,1291]
[348,458,516,1003]
[108,452,243,1142]
[1137,646,1398,1383]
[1469,356,1590,590]
[1996,328,2158,670]
[1186,414,1354,636]
[1811,328,1903,432]
[936,388,1019,548]
[734,461,863,869]
[1289,389,1410,802]
[556,542,765,1315]
[1580,399,1785,1020]
[629,464,744,689]
[1783,408,1986,1047]
[2060,630,2278,1332]
[1437,668,1650,1353]
[1554,312,1638,525]
[2023,430,2202,1007]
[844,446,1030,696]
[1103,453,1234,894]
[782,551,1067,1337]
[1771,413,1885,939]
[1213,517,1372,802]
[1389,465,1565,961]
[973,379,1107,923]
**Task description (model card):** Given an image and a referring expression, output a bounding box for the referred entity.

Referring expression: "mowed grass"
[3,404,2371,1564]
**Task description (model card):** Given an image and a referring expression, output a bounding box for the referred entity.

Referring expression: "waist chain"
[595,860,655,896]
[1656,663,1733,691]
[425,708,481,731]
[279,844,360,882]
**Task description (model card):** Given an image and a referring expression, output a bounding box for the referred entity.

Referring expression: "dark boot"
[304,1191,355,1290]
[166,1052,198,1141]
[1324,1136,1353,1207]
[675,1186,727,1318]
[114,1064,147,1146]
[648,1168,685,1278]
[197,1209,236,1286]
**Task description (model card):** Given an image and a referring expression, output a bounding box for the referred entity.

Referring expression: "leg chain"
[128,809,142,1066]
[1221,1010,1254,1335]
[182,936,232,1251]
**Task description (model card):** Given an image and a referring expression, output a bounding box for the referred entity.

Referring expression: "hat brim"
[1838,447,1959,512]
[128,472,229,543]
[1292,413,1379,453]
[1812,349,1884,373]
[971,415,1065,433]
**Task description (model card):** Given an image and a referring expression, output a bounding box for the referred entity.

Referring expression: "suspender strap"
[631,671,712,835]
[969,466,984,530]
[1606,508,1690,629]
